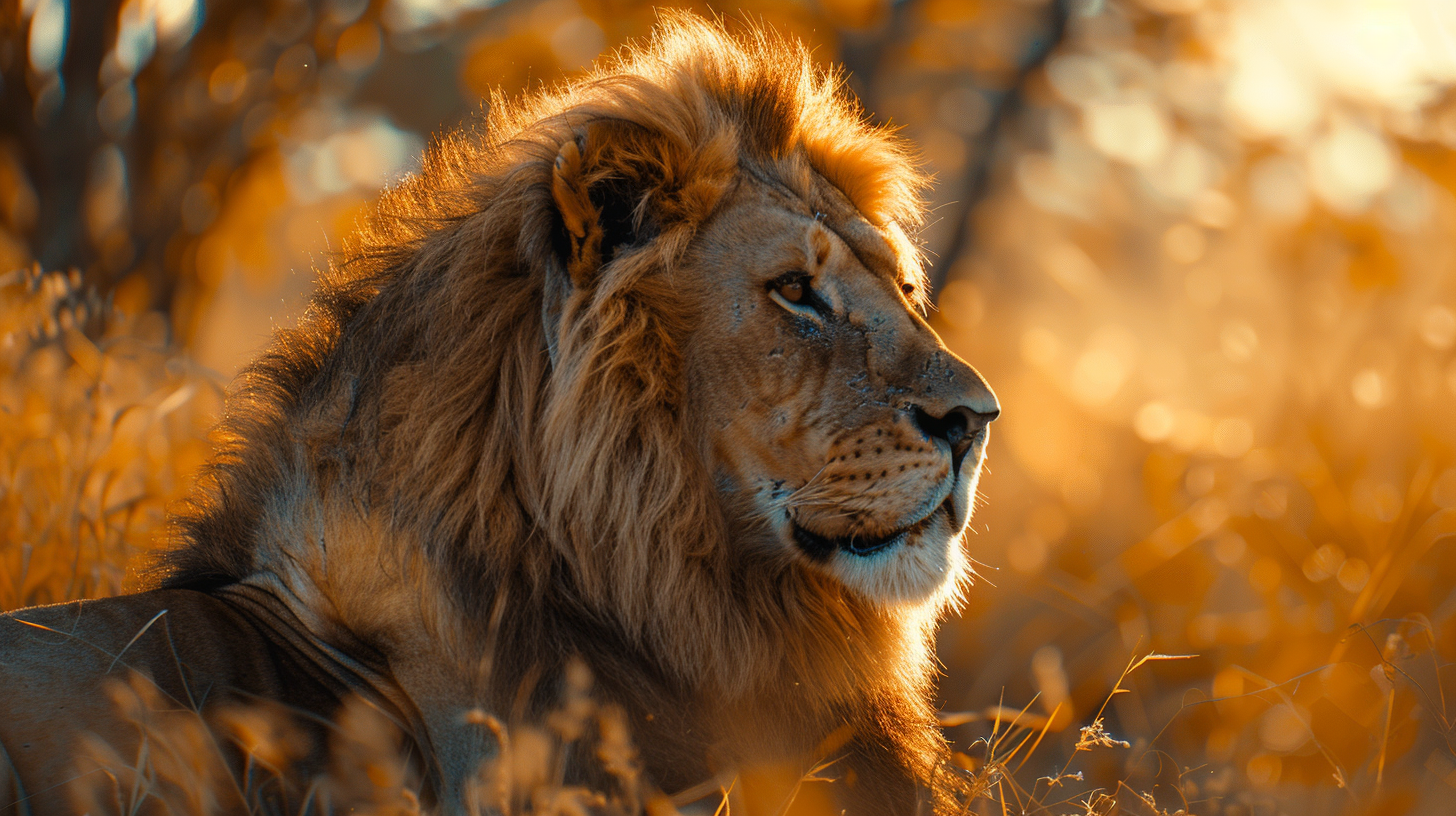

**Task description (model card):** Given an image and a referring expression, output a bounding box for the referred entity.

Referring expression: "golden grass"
[1,266,223,610]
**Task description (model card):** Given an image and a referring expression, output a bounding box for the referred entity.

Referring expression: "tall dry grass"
[1,265,223,610]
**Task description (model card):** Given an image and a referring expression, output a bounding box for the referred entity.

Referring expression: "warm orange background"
[3,1,1455,814]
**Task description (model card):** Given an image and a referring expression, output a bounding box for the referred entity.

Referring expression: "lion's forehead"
[740,160,918,291]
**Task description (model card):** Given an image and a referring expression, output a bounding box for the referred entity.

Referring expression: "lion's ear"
[545,125,665,365]
[551,135,603,288]
[549,125,661,288]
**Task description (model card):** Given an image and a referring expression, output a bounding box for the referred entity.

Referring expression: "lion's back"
[0,590,343,814]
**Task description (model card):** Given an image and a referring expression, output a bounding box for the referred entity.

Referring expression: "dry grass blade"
[105,609,167,673]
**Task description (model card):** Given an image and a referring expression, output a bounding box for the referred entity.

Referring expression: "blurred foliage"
[0,265,222,609]
[4,0,1456,814]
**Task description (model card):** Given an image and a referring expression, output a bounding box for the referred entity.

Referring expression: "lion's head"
[527,23,1001,623]
[161,12,998,809]
[678,170,998,606]
[525,21,997,624]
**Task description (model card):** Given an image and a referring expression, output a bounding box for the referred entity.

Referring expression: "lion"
[0,13,998,815]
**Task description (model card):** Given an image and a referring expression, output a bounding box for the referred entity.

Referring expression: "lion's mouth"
[792,500,948,560]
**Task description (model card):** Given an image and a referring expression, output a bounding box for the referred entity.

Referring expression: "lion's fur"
[7,13,982,813]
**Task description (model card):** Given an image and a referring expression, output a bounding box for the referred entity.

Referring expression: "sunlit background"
[3,0,1456,813]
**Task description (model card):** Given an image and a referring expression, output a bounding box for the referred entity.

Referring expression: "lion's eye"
[767,272,817,314]
[767,271,828,322]
[778,277,807,303]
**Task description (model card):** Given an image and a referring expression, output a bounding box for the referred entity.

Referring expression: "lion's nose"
[912,402,999,470]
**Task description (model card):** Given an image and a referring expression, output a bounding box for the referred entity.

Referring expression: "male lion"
[1,14,998,815]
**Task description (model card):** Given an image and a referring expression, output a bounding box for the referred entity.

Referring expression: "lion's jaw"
[777,422,990,606]
[688,177,998,608]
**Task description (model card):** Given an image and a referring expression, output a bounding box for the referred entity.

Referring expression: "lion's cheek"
[706,400,830,489]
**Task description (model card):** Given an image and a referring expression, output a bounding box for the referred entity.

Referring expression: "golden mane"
[158,11,956,806]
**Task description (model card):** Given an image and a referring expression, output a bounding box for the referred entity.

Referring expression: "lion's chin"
[816,501,967,605]
[801,461,983,607]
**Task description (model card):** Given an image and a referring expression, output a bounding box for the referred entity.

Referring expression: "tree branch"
[927,0,1071,299]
